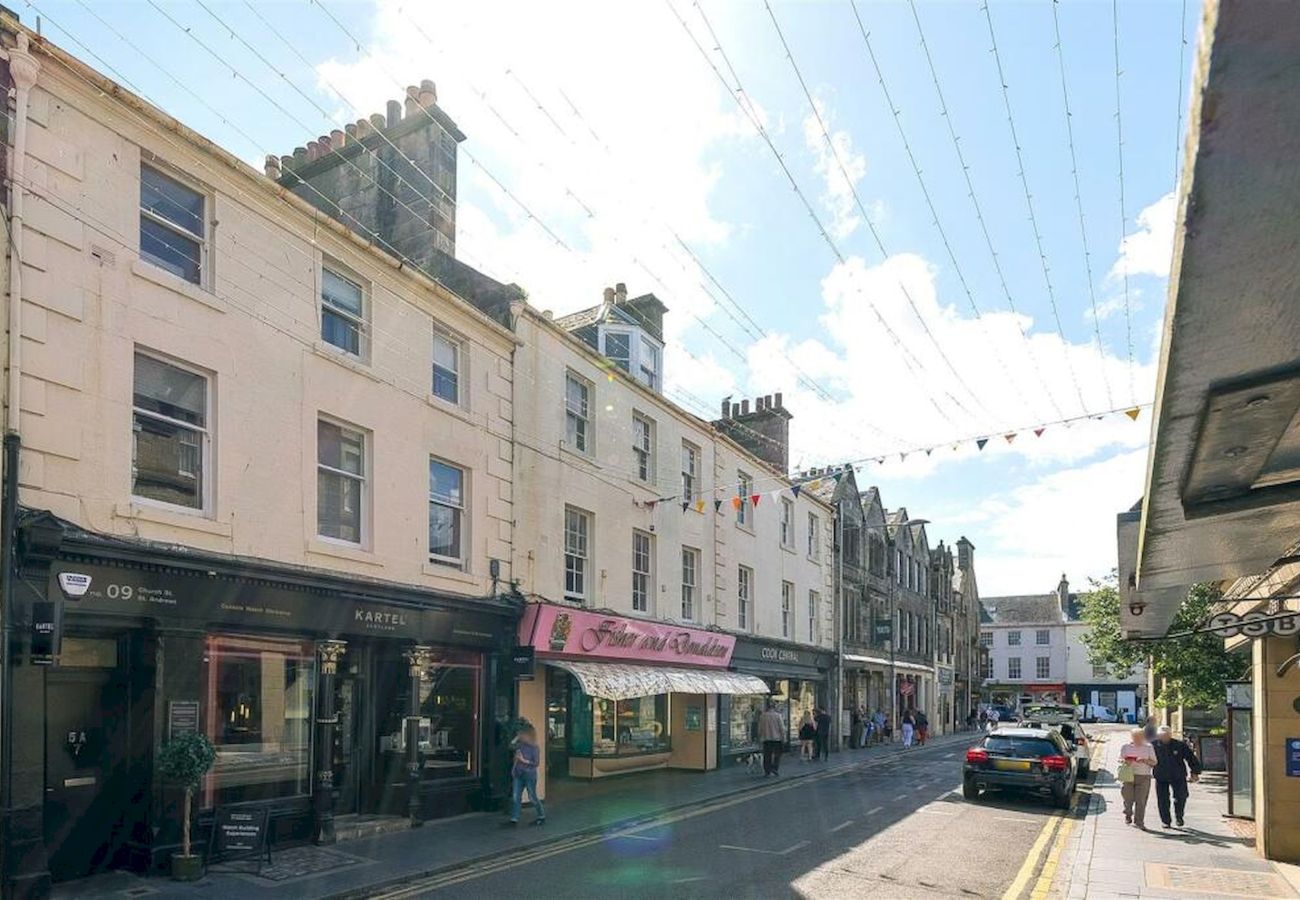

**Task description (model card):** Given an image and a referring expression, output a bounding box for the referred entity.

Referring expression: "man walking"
[815,706,832,761]
[758,702,785,777]
[1153,725,1202,827]
[915,709,929,746]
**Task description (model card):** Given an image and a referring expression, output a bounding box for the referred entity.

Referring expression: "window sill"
[131,258,223,313]
[307,537,383,567]
[115,501,232,537]
[735,522,754,535]
[421,561,478,586]
[312,341,382,383]
[428,394,474,424]
[559,441,596,465]
[781,544,796,554]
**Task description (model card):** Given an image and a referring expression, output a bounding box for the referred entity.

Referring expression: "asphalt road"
[374,734,1087,900]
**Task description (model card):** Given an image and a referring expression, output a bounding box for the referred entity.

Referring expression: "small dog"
[743,752,762,774]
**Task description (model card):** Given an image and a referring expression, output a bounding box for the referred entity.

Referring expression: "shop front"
[722,637,829,763]
[517,604,767,788]
[4,515,518,890]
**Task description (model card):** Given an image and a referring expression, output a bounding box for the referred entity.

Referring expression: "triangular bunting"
[791,484,802,498]
[732,496,743,511]
[694,499,705,513]
[899,452,908,462]
[1034,428,1045,438]
[976,438,989,451]
[925,448,933,457]
[751,494,762,507]
[832,471,843,482]
[681,501,689,512]
[809,479,822,490]
[714,499,724,513]
[952,444,961,452]
[647,500,657,510]
[1004,433,1016,444]
[1125,407,1141,421]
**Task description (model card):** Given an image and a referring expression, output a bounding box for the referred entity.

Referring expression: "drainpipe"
[1,33,38,884]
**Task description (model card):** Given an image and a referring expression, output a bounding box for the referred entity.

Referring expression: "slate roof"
[553,302,640,332]
[979,594,1066,625]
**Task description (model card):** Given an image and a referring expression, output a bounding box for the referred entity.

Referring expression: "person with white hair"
[1153,725,1202,828]
[1118,727,1157,829]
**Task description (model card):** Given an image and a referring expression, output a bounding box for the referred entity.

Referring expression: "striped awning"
[547,660,770,701]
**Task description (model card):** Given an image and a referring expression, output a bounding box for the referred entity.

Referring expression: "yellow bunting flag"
[1125,407,1141,421]
[694,499,705,513]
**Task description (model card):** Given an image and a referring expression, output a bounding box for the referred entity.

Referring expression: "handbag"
[1117,760,1135,784]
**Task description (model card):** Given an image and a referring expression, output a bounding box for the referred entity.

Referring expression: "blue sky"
[31,0,1195,594]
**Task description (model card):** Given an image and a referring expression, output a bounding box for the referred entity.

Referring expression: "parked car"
[1018,704,1091,777]
[1076,704,1118,724]
[988,704,1018,723]
[963,728,1077,808]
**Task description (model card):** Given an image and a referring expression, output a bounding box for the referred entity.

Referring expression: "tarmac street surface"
[371,732,1093,899]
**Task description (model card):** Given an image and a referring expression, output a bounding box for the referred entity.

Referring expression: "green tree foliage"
[157,732,216,858]
[1078,574,1248,710]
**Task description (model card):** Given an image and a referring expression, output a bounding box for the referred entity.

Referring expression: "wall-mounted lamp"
[1128,598,1147,617]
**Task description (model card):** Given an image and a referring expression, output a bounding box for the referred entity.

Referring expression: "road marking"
[829,819,854,832]
[893,794,909,801]
[614,833,658,841]
[781,840,811,855]
[1029,816,1075,899]
[915,808,954,815]
[993,815,1035,823]
[671,876,708,884]
[1000,811,1065,900]
[867,806,883,816]
[720,840,809,856]
[945,752,957,758]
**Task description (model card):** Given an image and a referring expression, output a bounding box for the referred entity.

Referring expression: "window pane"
[134,353,206,426]
[429,460,463,506]
[565,376,588,417]
[318,470,363,542]
[604,332,631,371]
[322,268,364,317]
[205,636,314,806]
[321,308,362,355]
[318,421,365,474]
[428,503,461,562]
[140,216,202,284]
[432,335,460,403]
[141,166,204,238]
[133,413,203,508]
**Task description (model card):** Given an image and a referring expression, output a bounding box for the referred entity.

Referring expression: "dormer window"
[597,325,663,393]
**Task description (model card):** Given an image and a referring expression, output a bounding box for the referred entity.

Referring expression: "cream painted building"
[512,294,834,788]
[0,22,526,889]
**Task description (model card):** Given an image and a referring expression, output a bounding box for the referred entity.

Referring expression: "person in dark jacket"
[814,707,832,761]
[1152,725,1202,828]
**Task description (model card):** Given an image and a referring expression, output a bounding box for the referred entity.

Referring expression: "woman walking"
[509,726,545,826]
[798,711,816,761]
[901,710,916,748]
[1119,727,1156,829]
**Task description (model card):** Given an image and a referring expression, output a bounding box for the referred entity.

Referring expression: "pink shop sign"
[520,604,736,668]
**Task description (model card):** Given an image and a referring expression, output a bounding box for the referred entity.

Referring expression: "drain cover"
[1146,863,1296,897]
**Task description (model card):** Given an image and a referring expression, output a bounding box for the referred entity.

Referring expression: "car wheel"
[963,778,981,800]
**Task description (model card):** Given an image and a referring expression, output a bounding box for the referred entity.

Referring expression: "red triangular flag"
[751,494,762,507]
[1034,428,1045,438]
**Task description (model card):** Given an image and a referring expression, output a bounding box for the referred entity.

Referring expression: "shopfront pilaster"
[312,639,347,845]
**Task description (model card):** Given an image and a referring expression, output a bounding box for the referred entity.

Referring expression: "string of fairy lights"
[23,0,1191,485]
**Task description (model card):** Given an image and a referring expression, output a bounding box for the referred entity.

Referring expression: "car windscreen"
[984,736,1060,757]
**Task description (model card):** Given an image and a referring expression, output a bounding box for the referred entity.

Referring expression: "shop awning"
[547,660,770,701]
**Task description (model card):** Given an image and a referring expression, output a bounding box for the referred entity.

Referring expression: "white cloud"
[1086,289,1143,324]
[802,97,867,240]
[1110,192,1176,280]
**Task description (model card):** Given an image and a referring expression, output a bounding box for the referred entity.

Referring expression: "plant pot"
[171,853,204,881]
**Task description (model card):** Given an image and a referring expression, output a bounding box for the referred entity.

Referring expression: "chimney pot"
[386,99,402,126]
[370,112,386,131]
[615,282,628,303]
[264,154,281,178]
[764,394,773,410]
[345,122,357,139]
[774,392,783,408]
[331,128,345,147]
[542,309,554,320]
[306,141,320,161]
[722,399,731,417]
[602,286,615,304]
[419,83,437,108]
[741,399,750,415]
[280,154,294,173]
[292,146,307,164]
[405,92,419,116]
[318,135,332,153]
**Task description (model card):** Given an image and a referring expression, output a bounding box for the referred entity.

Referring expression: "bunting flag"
[751,493,762,507]
[1125,407,1141,421]
[714,499,724,513]
[832,470,844,482]
[925,448,933,457]
[681,501,689,512]
[952,443,961,452]
[976,438,989,451]
[876,457,886,465]
[791,484,802,498]
[647,500,657,510]
[899,452,908,462]
[809,479,822,491]
[694,499,705,513]
[1004,433,1016,444]
[1034,428,1045,438]
[732,496,743,511]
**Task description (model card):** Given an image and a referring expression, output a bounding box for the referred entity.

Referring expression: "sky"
[30,0,1196,596]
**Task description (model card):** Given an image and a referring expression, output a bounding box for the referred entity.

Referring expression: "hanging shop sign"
[520,603,735,667]
[30,600,58,665]
[49,562,507,647]
[873,619,893,643]
[512,645,536,681]
[1207,610,1300,639]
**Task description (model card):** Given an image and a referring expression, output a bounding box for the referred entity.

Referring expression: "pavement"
[51,729,978,899]
[1043,725,1298,900]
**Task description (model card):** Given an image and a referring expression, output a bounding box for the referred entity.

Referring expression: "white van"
[1076,704,1118,723]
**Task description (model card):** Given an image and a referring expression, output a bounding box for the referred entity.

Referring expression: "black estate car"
[963,727,1077,808]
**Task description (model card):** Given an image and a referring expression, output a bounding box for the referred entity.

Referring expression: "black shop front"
[719,637,831,764]
[2,513,518,894]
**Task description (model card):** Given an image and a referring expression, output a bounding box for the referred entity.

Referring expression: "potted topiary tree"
[156,731,217,881]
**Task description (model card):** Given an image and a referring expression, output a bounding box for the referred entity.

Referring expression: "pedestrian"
[508,725,545,827]
[1153,725,1202,828]
[986,707,1000,732]
[1143,715,1158,741]
[758,701,785,776]
[915,710,929,746]
[1118,727,1157,829]
[798,711,817,762]
[815,706,832,761]
[901,710,916,748]
[858,705,869,748]
[978,707,988,730]
[873,709,886,745]
[850,706,862,750]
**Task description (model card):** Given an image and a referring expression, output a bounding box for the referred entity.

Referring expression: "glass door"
[333,675,361,815]
[545,667,569,780]
[1228,707,1253,818]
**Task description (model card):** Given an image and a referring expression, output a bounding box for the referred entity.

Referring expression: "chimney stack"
[711,392,794,473]
[722,398,732,418]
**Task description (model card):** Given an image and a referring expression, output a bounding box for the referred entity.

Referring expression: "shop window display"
[787,680,818,743]
[204,635,315,806]
[377,649,481,781]
[727,694,766,754]
[592,695,669,756]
